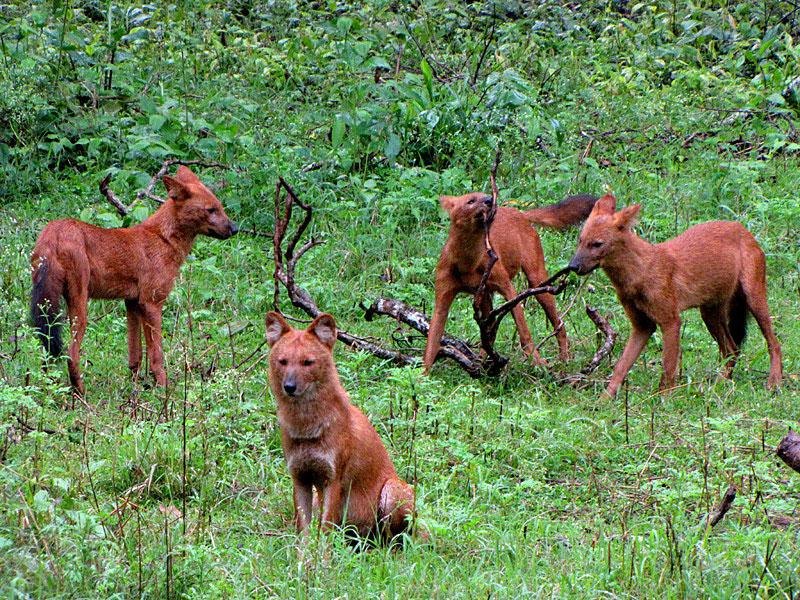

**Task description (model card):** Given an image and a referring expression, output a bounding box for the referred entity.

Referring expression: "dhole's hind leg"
[65,271,89,397]
[700,304,738,379]
[522,259,569,361]
[125,299,143,379]
[497,278,545,366]
[378,477,415,539]
[740,249,783,389]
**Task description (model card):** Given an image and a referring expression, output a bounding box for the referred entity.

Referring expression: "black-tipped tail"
[524,193,599,229]
[30,261,62,356]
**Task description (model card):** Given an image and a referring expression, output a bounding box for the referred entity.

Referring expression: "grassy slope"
[1,2,799,598]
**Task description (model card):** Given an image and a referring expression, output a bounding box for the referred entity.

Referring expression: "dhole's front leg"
[320,481,344,532]
[606,308,656,398]
[125,299,143,378]
[423,281,458,373]
[293,479,314,534]
[140,302,167,386]
[659,318,681,393]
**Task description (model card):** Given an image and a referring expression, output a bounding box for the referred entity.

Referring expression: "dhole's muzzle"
[568,252,598,275]
[207,218,238,240]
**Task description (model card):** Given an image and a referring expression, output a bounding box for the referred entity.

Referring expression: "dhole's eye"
[467,198,475,204]
[302,359,315,367]
[207,207,217,214]
[589,240,604,249]
[278,358,288,366]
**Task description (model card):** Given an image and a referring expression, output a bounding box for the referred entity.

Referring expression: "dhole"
[569,194,783,397]
[265,312,416,541]
[30,166,238,395]
[423,192,598,372]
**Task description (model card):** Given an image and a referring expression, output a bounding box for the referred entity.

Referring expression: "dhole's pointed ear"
[614,204,641,230]
[439,195,456,214]
[175,165,200,182]
[163,175,190,202]
[592,193,617,215]
[265,311,292,346]
[308,313,337,349]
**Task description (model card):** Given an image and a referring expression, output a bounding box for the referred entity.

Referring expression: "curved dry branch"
[272,179,416,367]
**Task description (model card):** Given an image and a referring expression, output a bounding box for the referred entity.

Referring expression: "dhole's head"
[162,166,238,239]
[569,194,640,275]
[439,193,494,230]
[265,312,337,400]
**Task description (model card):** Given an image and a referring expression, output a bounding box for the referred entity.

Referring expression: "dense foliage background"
[0,1,798,597]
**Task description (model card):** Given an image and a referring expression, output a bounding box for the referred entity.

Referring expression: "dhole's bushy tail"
[524,194,598,229]
[31,260,63,356]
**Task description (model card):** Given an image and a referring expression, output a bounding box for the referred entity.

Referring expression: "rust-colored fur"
[423,192,598,372]
[265,312,415,541]
[30,166,238,395]
[569,194,783,397]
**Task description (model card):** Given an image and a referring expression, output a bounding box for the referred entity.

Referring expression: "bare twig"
[470,9,497,86]
[706,485,737,528]
[271,179,416,366]
[99,159,234,217]
[471,148,504,371]
[580,306,617,375]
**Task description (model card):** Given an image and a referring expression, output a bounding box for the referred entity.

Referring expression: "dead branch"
[99,159,234,217]
[136,159,231,205]
[272,179,416,367]
[470,9,497,86]
[707,485,737,528]
[363,298,482,377]
[776,428,800,474]
[471,148,504,372]
[99,174,130,217]
[580,306,617,375]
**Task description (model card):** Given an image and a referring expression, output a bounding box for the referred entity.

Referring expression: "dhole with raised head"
[423,192,597,373]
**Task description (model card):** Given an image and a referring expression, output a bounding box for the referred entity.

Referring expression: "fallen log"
[776,428,800,474]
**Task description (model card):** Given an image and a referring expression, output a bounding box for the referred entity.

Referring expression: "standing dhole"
[265,312,416,541]
[423,192,597,373]
[30,166,238,395]
[569,193,783,397]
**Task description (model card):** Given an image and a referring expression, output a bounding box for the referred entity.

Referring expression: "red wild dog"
[265,312,416,541]
[569,194,783,397]
[423,192,598,373]
[30,166,238,395]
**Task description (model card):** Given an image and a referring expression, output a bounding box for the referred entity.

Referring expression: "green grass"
[1,2,799,598]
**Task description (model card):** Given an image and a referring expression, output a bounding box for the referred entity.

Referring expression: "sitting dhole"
[423,192,597,372]
[30,166,238,395]
[569,194,783,397]
[265,312,416,541]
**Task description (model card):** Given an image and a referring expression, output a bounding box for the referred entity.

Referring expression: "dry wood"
[472,148,504,372]
[707,485,737,528]
[271,179,416,367]
[580,306,617,375]
[363,298,482,377]
[99,159,233,217]
[776,428,800,474]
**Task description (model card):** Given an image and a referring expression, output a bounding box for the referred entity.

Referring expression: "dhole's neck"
[602,231,656,290]
[141,202,197,263]
[448,222,486,263]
